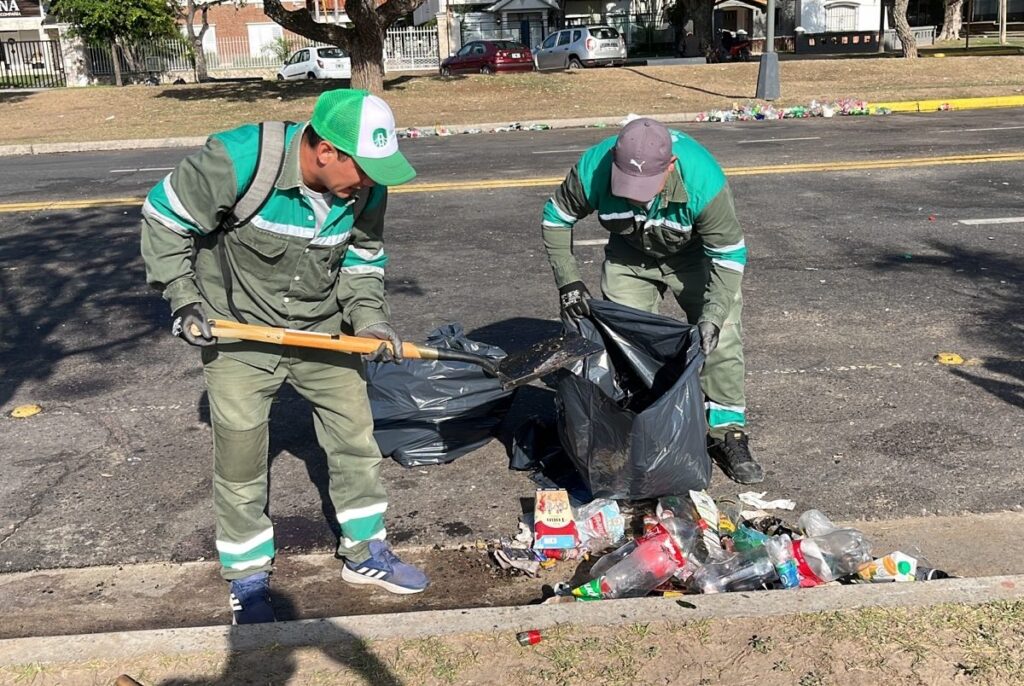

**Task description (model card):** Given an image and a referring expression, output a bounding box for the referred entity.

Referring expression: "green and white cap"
[310,88,416,186]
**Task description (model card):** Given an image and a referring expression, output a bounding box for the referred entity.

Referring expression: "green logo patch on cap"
[372,128,389,148]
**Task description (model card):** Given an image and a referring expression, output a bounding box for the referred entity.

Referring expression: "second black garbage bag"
[556,299,712,499]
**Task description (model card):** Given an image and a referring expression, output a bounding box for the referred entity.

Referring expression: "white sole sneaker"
[342,564,427,595]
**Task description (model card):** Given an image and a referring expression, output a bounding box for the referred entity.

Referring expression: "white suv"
[534,26,627,70]
[277,46,352,80]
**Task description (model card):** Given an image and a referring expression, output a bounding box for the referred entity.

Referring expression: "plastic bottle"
[791,529,872,586]
[573,517,698,600]
[797,509,838,537]
[732,525,770,553]
[589,539,637,579]
[765,535,800,589]
[690,553,777,594]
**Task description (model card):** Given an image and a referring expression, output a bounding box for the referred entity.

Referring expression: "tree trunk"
[680,0,714,54]
[110,42,123,87]
[345,0,387,93]
[891,0,917,57]
[937,0,963,40]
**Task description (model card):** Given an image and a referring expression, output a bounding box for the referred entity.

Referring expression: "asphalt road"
[1,109,1022,573]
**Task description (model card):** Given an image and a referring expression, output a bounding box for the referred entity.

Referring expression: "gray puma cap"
[611,118,674,202]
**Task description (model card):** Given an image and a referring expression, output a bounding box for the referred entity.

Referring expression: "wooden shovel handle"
[200,319,438,360]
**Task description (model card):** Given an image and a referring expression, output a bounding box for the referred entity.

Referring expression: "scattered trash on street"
[695,99,889,122]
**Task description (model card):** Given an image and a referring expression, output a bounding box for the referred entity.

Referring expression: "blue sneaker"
[342,541,429,594]
[228,572,276,624]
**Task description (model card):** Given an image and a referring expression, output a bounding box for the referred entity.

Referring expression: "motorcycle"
[706,31,752,63]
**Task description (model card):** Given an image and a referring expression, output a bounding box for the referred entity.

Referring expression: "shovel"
[197,319,601,390]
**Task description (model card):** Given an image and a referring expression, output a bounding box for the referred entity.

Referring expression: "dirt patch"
[2,56,1024,145]
[3,601,1022,685]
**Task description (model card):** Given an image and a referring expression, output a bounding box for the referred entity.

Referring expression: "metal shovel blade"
[493,333,602,390]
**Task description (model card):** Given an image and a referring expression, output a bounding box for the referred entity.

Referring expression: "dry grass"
[2,600,1023,685]
[1,55,1023,145]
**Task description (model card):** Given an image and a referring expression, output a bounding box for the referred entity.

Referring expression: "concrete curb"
[1,574,1022,666]
[2,92,1021,157]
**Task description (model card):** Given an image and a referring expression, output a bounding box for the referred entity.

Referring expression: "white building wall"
[800,0,883,32]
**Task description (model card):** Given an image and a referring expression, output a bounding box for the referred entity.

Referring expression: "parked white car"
[277,46,351,80]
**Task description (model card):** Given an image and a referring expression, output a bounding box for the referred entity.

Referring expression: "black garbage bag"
[556,299,711,499]
[367,323,515,467]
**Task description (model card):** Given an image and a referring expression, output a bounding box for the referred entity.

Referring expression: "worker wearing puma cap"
[541,118,761,484]
[141,89,428,625]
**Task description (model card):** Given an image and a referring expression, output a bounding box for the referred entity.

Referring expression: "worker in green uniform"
[141,89,428,624]
[542,117,763,484]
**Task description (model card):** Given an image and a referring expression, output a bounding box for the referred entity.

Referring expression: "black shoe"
[709,430,764,484]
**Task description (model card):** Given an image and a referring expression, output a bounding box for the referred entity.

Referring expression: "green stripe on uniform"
[708,407,745,428]
[218,538,275,569]
[341,512,385,542]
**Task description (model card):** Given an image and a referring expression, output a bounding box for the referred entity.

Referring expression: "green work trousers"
[600,239,746,437]
[202,347,387,580]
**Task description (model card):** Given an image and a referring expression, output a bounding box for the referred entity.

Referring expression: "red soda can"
[517,630,543,646]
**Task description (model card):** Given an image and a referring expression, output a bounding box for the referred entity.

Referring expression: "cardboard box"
[533,489,579,550]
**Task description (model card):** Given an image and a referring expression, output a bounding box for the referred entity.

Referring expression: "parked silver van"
[534,26,628,70]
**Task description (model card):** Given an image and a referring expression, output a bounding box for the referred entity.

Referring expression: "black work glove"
[172,302,216,347]
[558,281,591,320]
[698,321,720,357]
[356,322,404,363]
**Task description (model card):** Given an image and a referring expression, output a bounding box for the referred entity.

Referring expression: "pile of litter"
[696,98,891,122]
[398,122,552,138]
[493,488,951,603]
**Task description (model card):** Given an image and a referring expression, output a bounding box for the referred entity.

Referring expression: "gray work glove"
[356,322,404,363]
[172,302,216,347]
[698,321,720,357]
[558,281,591,320]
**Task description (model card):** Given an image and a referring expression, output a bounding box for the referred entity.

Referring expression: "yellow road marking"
[3,151,1024,213]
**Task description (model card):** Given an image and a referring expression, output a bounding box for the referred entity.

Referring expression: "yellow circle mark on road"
[934,352,965,365]
[10,403,42,418]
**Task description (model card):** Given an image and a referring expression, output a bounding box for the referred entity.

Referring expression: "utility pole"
[965,0,972,49]
[999,0,1007,45]
[877,0,886,52]
[755,0,779,100]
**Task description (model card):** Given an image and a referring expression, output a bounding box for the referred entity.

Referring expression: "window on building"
[825,4,857,31]
[247,22,284,58]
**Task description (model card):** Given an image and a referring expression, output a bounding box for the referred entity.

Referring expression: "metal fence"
[1,40,67,89]
[86,28,440,78]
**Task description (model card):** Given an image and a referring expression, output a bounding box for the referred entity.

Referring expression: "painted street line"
[110,167,175,174]
[4,151,1024,214]
[958,216,1024,225]
[530,148,589,155]
[737,136,822,144]
[936,125,1024,134]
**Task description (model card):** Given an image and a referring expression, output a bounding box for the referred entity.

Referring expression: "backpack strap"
[224,121,289,229]
[216,121,289,323]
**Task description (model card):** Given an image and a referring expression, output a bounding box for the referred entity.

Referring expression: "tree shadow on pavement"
[153,74,434,104]
[873,240,1024,408]
[158,589,402,685]
[0,207,163,409]
[621,66,749,100]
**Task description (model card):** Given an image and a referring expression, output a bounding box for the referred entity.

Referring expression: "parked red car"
[440,40,534,75]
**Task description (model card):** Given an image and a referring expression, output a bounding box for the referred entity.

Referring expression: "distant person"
[541,118,763,484]
[141,89,428,624]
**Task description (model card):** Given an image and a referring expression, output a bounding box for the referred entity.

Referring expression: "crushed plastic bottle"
[797,509,838,537]
[572,517,698,600]
[690,552,776,594]
[766,535,800,589]
[791,529,873,586]
[732,525,770,552]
